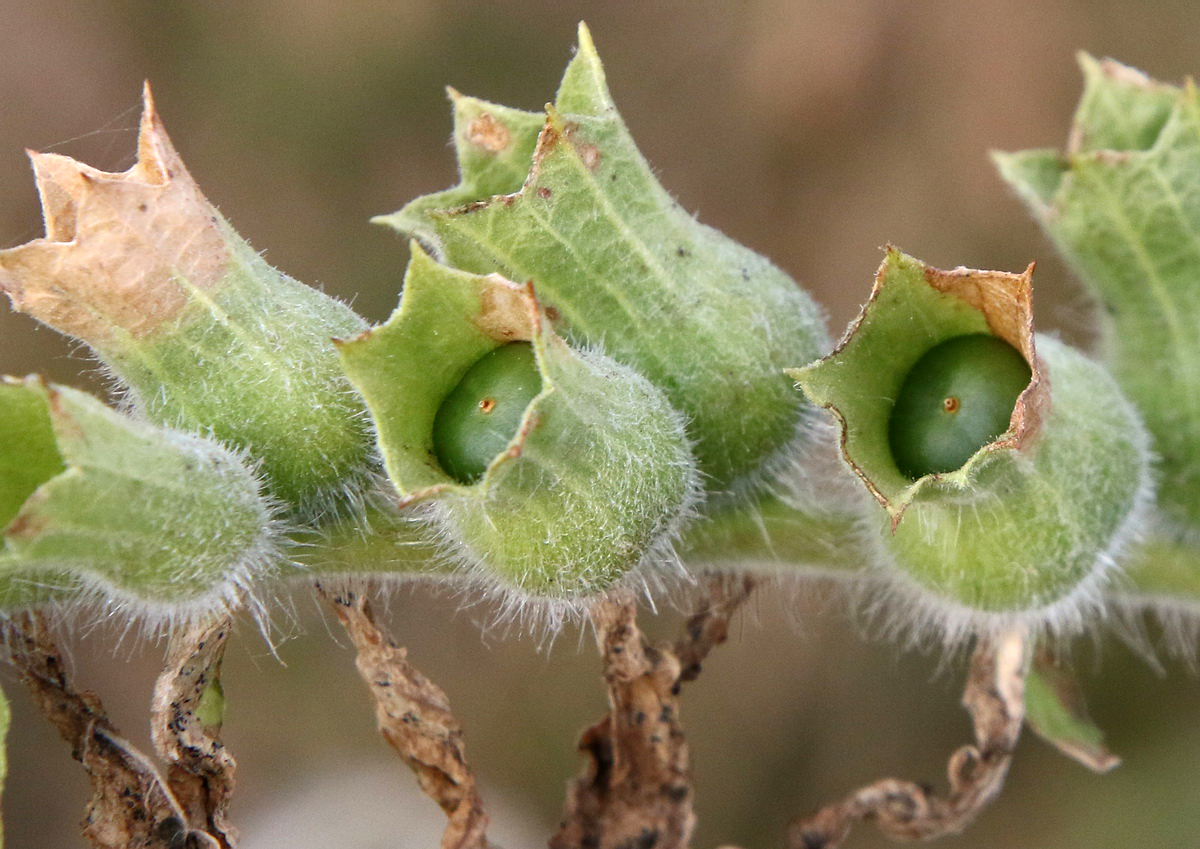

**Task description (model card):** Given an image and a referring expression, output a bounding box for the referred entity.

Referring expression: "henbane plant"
[0,23,1199,849]
[0,24,833,621]
[377,24,830,504]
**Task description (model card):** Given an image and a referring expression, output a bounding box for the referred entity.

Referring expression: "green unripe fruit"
[888,334,1031,479]
[790,250,1153,632]
[339,253,701,601]
[432,343,542,483]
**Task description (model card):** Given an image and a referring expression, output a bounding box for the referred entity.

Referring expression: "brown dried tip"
[0,83,230,344]
[920,259,1047,457]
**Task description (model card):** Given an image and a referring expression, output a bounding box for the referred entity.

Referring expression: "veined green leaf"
[996,58,1200,533]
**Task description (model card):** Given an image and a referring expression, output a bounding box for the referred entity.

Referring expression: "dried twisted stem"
[552,573,756,849]
[1,611,220,848]
[151,616,238,848]
[675,574,756,684]
[788,628,1030,848]
[315,580,488,849]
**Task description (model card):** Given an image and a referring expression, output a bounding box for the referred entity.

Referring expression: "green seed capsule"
[432,342,542,483]
[888,334,1031,480]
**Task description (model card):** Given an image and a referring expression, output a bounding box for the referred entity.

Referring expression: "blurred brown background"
[2,1,1200,847]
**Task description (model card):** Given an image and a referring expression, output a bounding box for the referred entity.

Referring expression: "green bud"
[195,675,226,731]
[0,86,373,519]
[0,376,282,621]
[789,250,1152,639]
[337,246,700,603]
[376,24,828,503]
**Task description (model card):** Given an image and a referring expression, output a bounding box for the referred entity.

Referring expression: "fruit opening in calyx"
[432,342,543,483]
[887,334,1031,480]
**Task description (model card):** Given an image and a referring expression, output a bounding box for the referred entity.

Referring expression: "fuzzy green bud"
[790,250,1152,639]
[338,246,699,602]
[0,376,282,620]
[376,24,828,503]
[0,86,373,518]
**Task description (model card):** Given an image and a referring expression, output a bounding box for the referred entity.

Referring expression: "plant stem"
[150,615,238,848]
[315,580,489,849]
[1,612,210,848]
[788,628,1030,847]
[553,574,756,849]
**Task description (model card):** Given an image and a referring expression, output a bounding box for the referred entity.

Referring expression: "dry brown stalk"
[315,580,488,849]
[150,616,238,848]
[675,574,756,685]
[787,628,1030,848]
[552,573,757,849]
[1,611,218,849]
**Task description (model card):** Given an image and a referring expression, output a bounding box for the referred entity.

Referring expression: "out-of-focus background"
[2,2,1200,847]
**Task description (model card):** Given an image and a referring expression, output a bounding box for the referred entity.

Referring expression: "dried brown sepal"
[150,616,237,848]
[0,82,228,343]
[0,612,216,849]
[314,580,488,849]
[788,628,1030,848]
[553,575,755,849]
